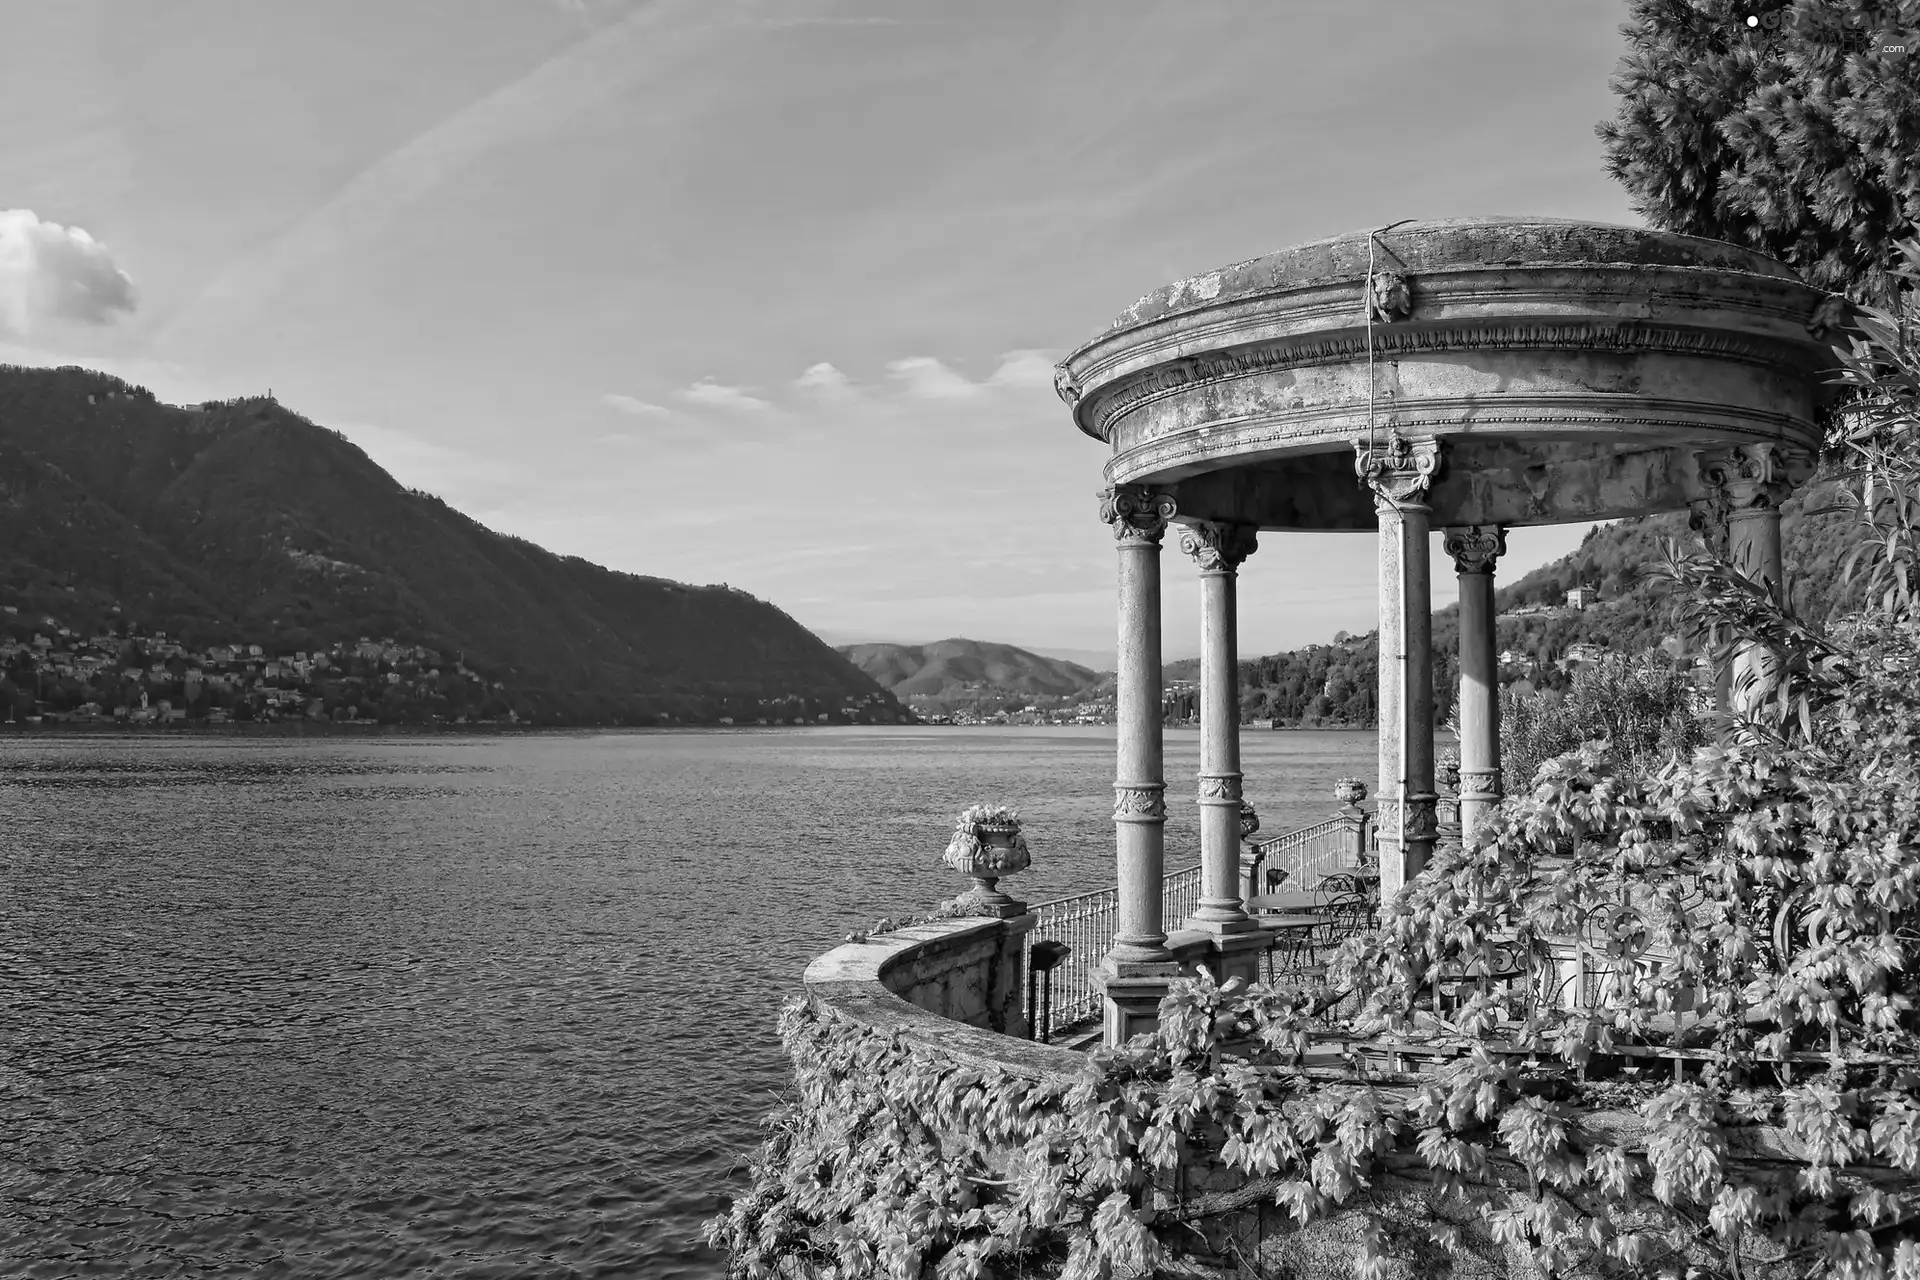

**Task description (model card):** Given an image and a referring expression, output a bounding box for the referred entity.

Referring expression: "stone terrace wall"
[793,926,1841,1278]
[804,915,1050,1044]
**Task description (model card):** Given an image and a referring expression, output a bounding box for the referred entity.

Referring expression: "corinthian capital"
[1697,443,1808,515]
[1443,525,1506,575]
[1099,485,1177,544]
[1354,433,1442,508]
[1180,521,1258,573]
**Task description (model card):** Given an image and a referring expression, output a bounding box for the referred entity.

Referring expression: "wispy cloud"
[153,0,844,348]
[336,420,526,507]
[983,348,1055,391]
[0,209,136,341]
[599,391,671,416]
[884,349,1057,401]
[677,378,771,412]
[886,355,977,401]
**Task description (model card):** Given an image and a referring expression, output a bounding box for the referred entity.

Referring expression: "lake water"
[0,726,1374,1278]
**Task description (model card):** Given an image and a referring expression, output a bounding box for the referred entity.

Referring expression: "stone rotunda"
[1052,217,1842,1044]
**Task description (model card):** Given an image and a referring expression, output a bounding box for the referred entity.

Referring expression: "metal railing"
[1162,862,1203,925]
[1023,800,1378,1043]
[1251,810,1369,891]
[1024,861,1201,1040]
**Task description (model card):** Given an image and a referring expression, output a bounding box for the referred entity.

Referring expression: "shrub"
[1498,652,1706,798]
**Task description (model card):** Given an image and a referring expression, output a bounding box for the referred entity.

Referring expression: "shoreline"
[0,719,1383,739]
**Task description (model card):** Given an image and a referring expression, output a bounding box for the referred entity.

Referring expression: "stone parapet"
[804,914,1044,1043]
[794,924,1845,1279]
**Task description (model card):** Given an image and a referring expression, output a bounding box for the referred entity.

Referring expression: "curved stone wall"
[802,916,1083,1079]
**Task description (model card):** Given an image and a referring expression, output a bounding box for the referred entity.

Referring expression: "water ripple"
[0,727,1373,1276]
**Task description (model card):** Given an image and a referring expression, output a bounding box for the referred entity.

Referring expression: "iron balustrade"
[1249,807,1371,892]
[1022,861,1199,1040]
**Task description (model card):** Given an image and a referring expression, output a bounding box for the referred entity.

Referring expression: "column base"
[1210,926,1276,987]
[1183,909,1262,938]
[1093,959,1186,1046]
[1095,926,1281,1044]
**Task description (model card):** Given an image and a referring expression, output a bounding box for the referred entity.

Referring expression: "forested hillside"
[1228,483,1868,727]
[0,364,904,726]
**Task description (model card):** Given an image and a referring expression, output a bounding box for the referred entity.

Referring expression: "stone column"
[1687,490,1735,717]
[1443,525,1505,842]
[1182,521,1258,926]
[1356,435,1442,903]
[1179,521,1270,982]
[1102,484,1176,964]
[1699,445,1798,713]
[1094,486,1181,1045]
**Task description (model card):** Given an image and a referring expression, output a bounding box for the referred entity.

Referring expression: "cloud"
[984,348,1056,391]
[883,349,1059,401]
[336,420,525,505]
[0,209,136,340]
[599,391,671,416]
[886,355,979,401]
[153,0,829,347]
[677,378,771,411]
[793,361,856,398]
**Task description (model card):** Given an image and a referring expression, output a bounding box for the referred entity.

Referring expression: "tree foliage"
[1597,0,1920,302]
[1497,652,1708,799]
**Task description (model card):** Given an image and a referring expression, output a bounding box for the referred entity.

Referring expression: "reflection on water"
[0,726,1372,1277]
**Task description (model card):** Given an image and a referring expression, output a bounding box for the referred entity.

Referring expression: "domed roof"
[1104,218,1801,336]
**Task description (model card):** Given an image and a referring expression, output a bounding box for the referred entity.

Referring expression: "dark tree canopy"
[1597,0,1920,303]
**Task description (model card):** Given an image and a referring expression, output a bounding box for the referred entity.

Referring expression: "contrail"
[152,0,841,349]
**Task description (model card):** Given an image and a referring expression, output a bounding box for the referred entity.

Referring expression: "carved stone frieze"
[1355,433,1442,507]
[1113,784,1167,820]
[1402,794,1440,843]
[1098,485,1177,544]
[1442,524,1506,575]
[1197,773,1242,802]
[1457,768,1503,800]
[1180,521,1259,574]
[1084,321,1818,441]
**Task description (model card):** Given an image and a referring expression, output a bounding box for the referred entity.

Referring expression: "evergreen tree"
[1597,0,1920,303]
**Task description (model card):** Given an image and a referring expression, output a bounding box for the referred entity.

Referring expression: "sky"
[0,0,1657,666]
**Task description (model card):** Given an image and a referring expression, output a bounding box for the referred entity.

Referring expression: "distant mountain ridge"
[0,364,903,726]
[837,638,1108,706]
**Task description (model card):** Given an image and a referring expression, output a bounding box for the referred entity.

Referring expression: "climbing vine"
[707,947,1920,1278]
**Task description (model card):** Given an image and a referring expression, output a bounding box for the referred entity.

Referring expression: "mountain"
[1230,483,1870,727]
[837,638,1109,710]
[1024,645,1117,673]
[0,364,904,726]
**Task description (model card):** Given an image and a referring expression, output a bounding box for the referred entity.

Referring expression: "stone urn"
[1238,800,1260,840]
[1333,777,1368,808]
[1438,749,1461,793]
[944,804,1030,916]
